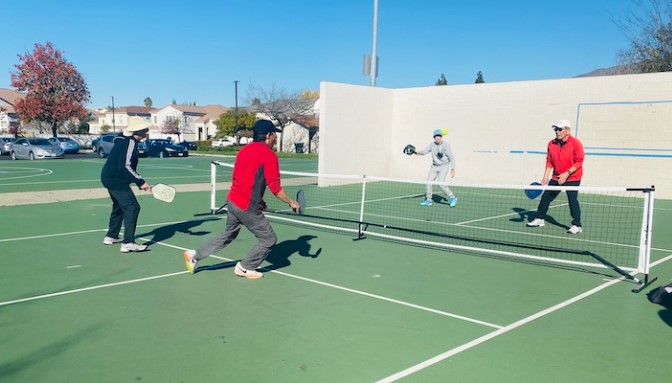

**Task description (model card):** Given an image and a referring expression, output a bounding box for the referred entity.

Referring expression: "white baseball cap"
[552,119,572,129]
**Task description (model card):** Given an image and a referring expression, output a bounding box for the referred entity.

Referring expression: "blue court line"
[584,147,672,152]
[507,150,671,158]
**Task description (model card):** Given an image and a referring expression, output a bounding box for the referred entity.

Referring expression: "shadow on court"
[264,235,322,271]
[658,309,672,327]
[510,207,536,223]
[0,325,101,380]
[136,217,220,245]
[194,235,322,274]
[510,208,568,229]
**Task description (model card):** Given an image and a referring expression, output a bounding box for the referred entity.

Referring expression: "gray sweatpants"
[196,201,277,269]
[425,165,454,199]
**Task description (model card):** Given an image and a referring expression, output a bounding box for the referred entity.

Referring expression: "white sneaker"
[103,236,121,245]
[567,225,583,234]
[120,242,148,253]
[234,262,263,279]
[183,250,197,274]
[527,218,545,227]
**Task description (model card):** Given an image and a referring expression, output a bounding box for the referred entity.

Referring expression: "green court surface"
[1,156,671,382]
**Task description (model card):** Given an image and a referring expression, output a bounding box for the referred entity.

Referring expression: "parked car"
[93,133,122,158]
[211,138,235,147]
[10,137,65,160]
[48,137,80,154]
[179,140,198,150]
[142,139,188,158]
[1,137,15,155]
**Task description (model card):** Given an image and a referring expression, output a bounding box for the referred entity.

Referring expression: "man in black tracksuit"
[100,125,151,252]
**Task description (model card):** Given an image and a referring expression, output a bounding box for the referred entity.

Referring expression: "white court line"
[0,174,208,187]
[0,270,189,307]
[375,252,672,383]
[0,230,502,330]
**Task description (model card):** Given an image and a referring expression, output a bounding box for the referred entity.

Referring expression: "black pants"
[534,179,582,227]
[106,187,141,243]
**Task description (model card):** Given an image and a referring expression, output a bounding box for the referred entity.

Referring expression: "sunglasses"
[553,127,564,132]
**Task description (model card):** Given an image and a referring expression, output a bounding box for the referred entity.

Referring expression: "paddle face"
[152,183,176,203]
[403,144,416,155]
[295,189,306,215]
[524,182,543,200]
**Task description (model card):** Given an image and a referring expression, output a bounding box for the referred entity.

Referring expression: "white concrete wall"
[319,82,394,177]
[320,72,672,199]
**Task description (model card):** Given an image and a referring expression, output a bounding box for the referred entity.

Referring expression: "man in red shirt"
[183,120,300,278]
[527,119,585,234]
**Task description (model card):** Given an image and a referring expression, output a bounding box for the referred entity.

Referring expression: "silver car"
[10,138,65,160]
[48,137,80,154]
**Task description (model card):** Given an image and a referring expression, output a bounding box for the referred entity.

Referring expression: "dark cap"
[253,120,282,134]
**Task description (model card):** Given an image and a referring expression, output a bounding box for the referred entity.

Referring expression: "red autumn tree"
[10,42,90,137]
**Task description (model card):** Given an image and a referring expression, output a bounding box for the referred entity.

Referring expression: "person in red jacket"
[183,120,300,279]
[527,119,585,234]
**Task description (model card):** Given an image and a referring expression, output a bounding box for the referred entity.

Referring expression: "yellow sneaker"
[183,250,197,274]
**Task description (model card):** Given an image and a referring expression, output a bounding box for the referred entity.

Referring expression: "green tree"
[475,71,485,83]
[10,42,90,137]
[435,73,448,85]
[213,110,257,139]
[616,0,672,73]
[144,97,153,107]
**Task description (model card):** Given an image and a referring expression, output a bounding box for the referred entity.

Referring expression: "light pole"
[111,96,116,132]
[370,0,379,86]
[233,80,239,137]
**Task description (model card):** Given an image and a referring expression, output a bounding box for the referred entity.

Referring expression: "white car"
[1,137,14,155]
[211,138,235,147]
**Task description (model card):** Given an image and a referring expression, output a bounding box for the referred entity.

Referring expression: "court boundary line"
[0,270,189,307]
[374,252,672,382]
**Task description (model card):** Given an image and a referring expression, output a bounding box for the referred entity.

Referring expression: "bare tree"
[246,84,317,152]
[615,0,672,73]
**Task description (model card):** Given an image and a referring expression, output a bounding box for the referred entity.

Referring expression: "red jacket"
[227,142,282,211]
[546,135,584,181]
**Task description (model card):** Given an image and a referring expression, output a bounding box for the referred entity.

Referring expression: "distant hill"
[574,65,630,78]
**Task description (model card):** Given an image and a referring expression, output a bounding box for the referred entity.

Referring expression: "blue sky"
[1,0,639,109]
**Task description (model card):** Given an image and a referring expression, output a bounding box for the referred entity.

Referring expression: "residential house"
[151,104,229,141]
[0,88,25,134]
[255,98,320,153]
[283,114,319,153]
[89,106,155,134]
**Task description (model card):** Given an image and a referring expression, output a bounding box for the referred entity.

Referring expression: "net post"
[632,186,657,293]
[353,174,368,241]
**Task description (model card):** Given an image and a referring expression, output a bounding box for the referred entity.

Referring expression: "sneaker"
[567,225,583,234]
[120,242,148,253]
[419,199,433,206]
[234,262,263,279]
[103,236,121,245]
[526,218,545,227]
[183,250,197,274]
[449,196,457,207]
